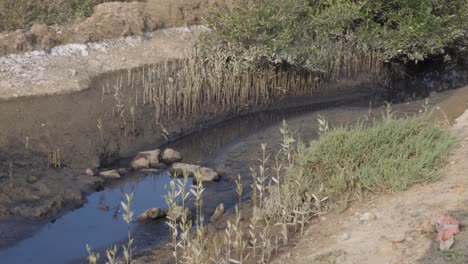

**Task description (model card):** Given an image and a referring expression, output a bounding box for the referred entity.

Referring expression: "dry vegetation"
[99,47,383,141]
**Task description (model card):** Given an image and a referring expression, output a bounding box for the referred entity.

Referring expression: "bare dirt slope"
[272,107,468,263]
[0,26,195,100]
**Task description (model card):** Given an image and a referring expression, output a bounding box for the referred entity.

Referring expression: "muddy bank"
[0,56,381,222]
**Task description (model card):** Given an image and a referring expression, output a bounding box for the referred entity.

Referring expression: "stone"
[439,235,455,251]
[359,212,376,222]
[170,163,201,177]
[131,149,161,170]
[170,163,220,183]
[210,203,225,222]
[131,156,150,171]
[85,169,95,176]
[99,170,121,179]
[388,232,406,243]
[161,148,182,163]
[194,167,220,183]
[139,149,161,167]
[26,175,38,184]
[137,208,167,221]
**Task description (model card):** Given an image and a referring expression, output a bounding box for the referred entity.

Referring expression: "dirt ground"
[269,94,468,263]
[0,26,194,100]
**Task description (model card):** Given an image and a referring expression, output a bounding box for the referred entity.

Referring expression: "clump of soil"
[0,0,218,56]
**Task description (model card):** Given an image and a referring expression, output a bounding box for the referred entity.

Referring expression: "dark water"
[0,172,191,264]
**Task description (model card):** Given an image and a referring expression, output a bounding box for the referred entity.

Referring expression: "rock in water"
[99,170,121,179]
[139,149,161,168]
[162,148,182,163]
[130,156,150,171]
[170,163,201,177]
[85,169,95,176]
[194,167,220,183]
[210,203,225,222]
[131,149,162,170]
[170,163,220,183]
[137,208,167,221]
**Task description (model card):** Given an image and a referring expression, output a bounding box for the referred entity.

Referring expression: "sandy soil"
[0,26,195,100]
[270,94,468,263]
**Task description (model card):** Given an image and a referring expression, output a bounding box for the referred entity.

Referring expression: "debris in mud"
[434,212,461,251]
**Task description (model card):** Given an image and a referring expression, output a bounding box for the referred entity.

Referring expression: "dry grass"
[99,46,384,144]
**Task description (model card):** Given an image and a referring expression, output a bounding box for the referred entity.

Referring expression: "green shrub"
[200,0,468,69]
[359,0,468,62]
[295,109,455,204]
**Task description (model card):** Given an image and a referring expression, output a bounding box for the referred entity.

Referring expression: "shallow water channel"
[0,95,372,264]
[0,68,466,264]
